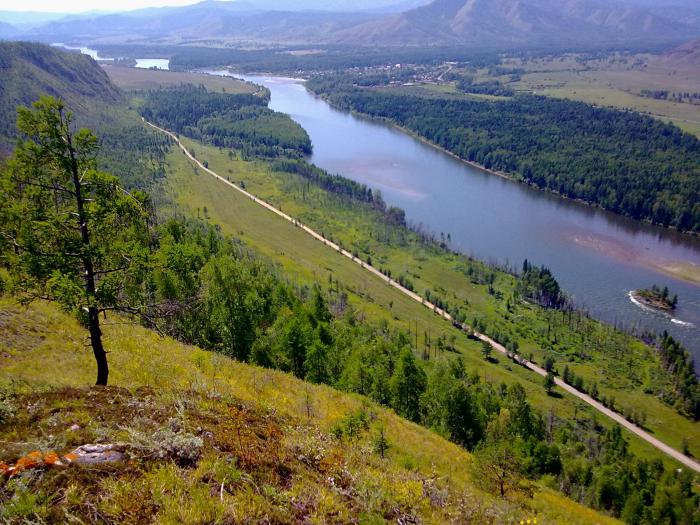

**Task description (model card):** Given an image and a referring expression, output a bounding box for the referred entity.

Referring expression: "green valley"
[1,39,699,525]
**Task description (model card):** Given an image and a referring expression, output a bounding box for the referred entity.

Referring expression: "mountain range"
[27,3,375,45]
[0,21,18,39]
[332,0,700,47]
[11,0,700,49]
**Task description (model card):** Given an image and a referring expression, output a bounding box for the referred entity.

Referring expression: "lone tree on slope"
[0,97,151,385]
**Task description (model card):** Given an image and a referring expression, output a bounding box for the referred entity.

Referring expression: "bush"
[127,417,203,466]
[0,268,12,295]
[331,409,370,441]
[0,395,16,425]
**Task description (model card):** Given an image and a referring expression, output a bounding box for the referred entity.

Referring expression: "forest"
[139,85,311,158]
[308,77,700,233]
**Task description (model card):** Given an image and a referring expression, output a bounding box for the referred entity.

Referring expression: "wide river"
[211,72,700,361]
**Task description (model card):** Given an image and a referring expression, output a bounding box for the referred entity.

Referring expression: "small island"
[631,285,678,311]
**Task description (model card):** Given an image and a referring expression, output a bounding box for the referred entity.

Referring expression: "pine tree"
[304,340,328,384]
[544,372,556,395]
[373,426,391,459]
[481,340,492,360]
[0,97,150,385]
[390,348,427,422]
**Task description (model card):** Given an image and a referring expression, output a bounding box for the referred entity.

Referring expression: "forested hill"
[0,42,122,154]
[309,79,700,233]
[0,42,169,191]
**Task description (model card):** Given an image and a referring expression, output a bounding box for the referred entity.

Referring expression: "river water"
[51,44,169,69]
[211,72,700,360]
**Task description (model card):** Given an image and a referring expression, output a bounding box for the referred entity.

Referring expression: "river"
[210,71,700,361]
[51,44,169,69]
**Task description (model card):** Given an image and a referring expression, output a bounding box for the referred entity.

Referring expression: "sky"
[0,0,204,13]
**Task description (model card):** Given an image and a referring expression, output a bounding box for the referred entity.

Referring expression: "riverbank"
[306,85,700,246]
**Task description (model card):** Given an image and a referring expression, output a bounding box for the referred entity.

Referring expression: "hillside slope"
[0,300,618,524]
[0,41,122,153]
[0,22,17,38]
[333,0,700,46]
[0,43,172,191]
[18,0,700,48]
[663,38,700,67]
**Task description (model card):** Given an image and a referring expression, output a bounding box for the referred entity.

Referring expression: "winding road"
[145,118,700,473]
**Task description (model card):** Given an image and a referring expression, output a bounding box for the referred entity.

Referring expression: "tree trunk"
[89,306,109,386]
[64,110,108,386]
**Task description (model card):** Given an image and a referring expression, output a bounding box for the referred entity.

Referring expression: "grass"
[500,53,700,139]
[103,65,258,94]
[0,299,619,524]
[159,139,699,465]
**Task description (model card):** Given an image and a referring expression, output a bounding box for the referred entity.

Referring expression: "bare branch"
[13,178,76,196]
[93,265,130,276]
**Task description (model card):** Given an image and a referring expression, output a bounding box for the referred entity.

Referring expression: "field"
[154,136,700,466]
[103,65,258,94]
[502,53,700,138]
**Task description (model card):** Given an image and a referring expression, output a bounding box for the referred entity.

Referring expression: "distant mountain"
[17,0,700,49]
[0,21,18,39]
[618,0,700,8]
[23,2,374,45]
[0,11,80,29]
[332,0,700,47]
[0,42,122,153]
[663,38,700,66]
[237,0,430,11]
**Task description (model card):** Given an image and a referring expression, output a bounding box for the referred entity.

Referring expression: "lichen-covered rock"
[2,450,67,477]
[65,443,126,465]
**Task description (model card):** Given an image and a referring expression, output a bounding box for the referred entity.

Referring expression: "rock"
[1,444,126,478]
[69,424,80,431]
[64,443,125,465]
[1,450,66,478]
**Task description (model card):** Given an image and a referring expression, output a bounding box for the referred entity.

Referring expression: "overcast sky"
[0,0,203,13]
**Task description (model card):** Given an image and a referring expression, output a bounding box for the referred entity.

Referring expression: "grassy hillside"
[0,300,617,524]
[0,42,122,153]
